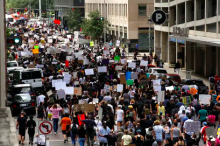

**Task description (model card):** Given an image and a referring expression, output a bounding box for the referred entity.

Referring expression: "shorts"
[48,113,52,119]
[62,130,66,134]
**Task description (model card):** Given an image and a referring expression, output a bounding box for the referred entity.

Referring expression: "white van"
[13,68,43,88]
[148,68,167,78]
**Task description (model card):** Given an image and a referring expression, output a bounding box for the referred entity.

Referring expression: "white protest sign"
[116,40,120,47]
[140,60,148,66]
[55,82,66,90]
[154,86,161,91]
[92,98,99,104]
[64,39,69,44]
[64,87,74,95]
[63,74,71,84]
[73,72,77,78]
[83,58,90,65]
[67,35,71,39]
[103,50,109,55]
[131,72,138,79]
[117,84,123,92]
[47,90,53,97]
[66,56,74,61]
[128,62,136,68]
[199,94,211,105]
[157,91,165,102]
[165,86,174,91]
[115,66,122,70]
[57,90,65,99]
[98,66,107,73]
[152,80,161,86]
[48,39,53,43]
[185,121,201,133]
[85,69,94,75]
[120,59,127,64]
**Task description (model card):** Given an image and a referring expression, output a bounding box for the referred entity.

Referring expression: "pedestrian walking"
[16,112,27,145]
[50,104,62,134]
[75,124,87,146]
[60,113,71,143]
[37,102,45,120]
[26,116,36,145]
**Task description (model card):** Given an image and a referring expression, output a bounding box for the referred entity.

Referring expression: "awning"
[169,35,220,47]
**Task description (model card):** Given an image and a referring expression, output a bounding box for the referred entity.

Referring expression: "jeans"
[86,131,94,146]
[53,118,59,132]
[78,138,85,146]
[70,132,76,145]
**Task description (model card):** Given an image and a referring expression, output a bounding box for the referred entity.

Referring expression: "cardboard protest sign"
[28,64,35,68]
[131,72,138,80]
[149,75,156,80]
[120,74,126,84]
[128,62,136,68]
[85,69,94,75]
[205,127,215,137]
[126,80,134,85]
[74,87,82,95]
[165,86,174,91]
[47,90,53,97]
[182,96,191,105]
[140,74,147,79]
[74,104,86,112]
[85,104,95,112]
[117,84,123,92]
[98,66,107,73]
[185,121,201,133]
[78,60,84,64]
[57,90,65,99]
[140,60,148,66]
[199,94,211,105]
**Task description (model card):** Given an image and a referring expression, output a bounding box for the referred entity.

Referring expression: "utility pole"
[148,13,152,55]
[104,0,106,43]
[39,0,42,18]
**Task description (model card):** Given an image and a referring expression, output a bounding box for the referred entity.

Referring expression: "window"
[7,62,17,67]
[15,94,31,101]
[139,5,146,16]
[14,87,31,94]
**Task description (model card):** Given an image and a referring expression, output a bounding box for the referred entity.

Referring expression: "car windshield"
[167,75,180,80]
[7,62,17,67]
[14,94,31,101]
[154,69,167,74]
[185,80,204,85]
[14,87,31,94]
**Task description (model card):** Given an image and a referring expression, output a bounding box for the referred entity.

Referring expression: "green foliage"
[6,0,53,12]
[81,10,109,41]
[66,9,82,31]
[6,28,15,37]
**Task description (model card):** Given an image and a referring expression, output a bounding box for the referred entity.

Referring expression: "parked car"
[167,74,181,84]
[8,94,36,116]
[9,84,36,101]
[7,60,18,67]
[7,67,24,88]
[148,68,167,78]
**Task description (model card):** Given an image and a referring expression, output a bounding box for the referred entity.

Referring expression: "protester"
[60,113,71,143]
[75,124,87,146]
[26,116,36,145]
[16,112,27,145]
[50,104,62,134]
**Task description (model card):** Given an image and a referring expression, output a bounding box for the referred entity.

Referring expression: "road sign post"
[38,120,53,135]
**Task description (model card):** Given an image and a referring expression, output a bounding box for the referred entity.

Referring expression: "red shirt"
[201,126,209,142]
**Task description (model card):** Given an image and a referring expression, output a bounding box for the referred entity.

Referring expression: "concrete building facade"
[85,0,154,51]
[154,0,220,77]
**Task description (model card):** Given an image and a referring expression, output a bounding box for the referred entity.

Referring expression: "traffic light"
[7,36,22,45]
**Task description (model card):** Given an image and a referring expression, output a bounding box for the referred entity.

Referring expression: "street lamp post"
[148,13,152,55]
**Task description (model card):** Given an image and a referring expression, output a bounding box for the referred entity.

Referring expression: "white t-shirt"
[104,96,112,102]
[107,104,114,113]
[122,135,132,145]
[116,109,124,121]
[37,95,45,105]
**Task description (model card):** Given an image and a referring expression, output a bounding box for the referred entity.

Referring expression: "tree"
[81,10,109,41]
[66,9,82,32]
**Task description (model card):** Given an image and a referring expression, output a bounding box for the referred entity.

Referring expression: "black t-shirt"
[77,128,86,138]
[104,135,117,146]
[142,139,155,146]
[145,119,154,128]
[211,110,219,121]
[17,117,27,129]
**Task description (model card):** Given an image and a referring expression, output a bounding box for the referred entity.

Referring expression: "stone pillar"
[0,0,6,107]
[205,46,212,77]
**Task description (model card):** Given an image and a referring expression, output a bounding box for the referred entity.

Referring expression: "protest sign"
[57,90,65,99]
[149,75,156,80]
[85,104,95,113]
[185,121,201,133]
[182,96,191,105]
[128,62,136,68]
[66,56,74,61]
[190,87,198,95]
[152,80,161,86]
[140,74,147,79]
[28,64,35,68]
[154,86,161,91]
[47,90,53,97]
[83,58,90,65]
[205,127,215,137]
[199,94,211,105]
[73,72,77,78]
[115,66,122,70]
[114,56,120,62]
[140,60,148,66]
[92,98,99,104]
[126,80,134,85]
[120,74,126,84]
[120,59,126,64]
[55,82,66,90]
[98,66,107,73]
[78,60,84,64]
[126,72,131,80]
[74,87,82,95]
[158,91,165,102]
[117,84,123,92]
[131,72,138,80]
[165,86,174,91]
[85,69,94,75]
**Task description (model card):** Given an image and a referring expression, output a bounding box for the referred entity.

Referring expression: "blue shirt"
[97,127,111,143]
[136,44,139,49]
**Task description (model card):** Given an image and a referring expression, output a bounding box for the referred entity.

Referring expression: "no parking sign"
[38,121,53,135]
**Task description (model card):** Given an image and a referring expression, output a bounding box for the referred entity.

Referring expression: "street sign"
[39,121,53,135]
[151,10,166,25]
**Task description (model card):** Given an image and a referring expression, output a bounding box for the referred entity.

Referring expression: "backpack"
[71,124,78,134]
